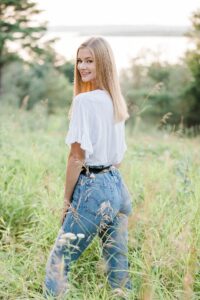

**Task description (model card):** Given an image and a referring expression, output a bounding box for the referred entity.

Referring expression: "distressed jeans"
[44,166,132,298]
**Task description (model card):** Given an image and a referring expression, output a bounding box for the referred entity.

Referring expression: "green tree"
[57,61,74,84]
[1,60,73,113]
[184,9,200,126]
[0,0,46,93]
[120,58,191,127]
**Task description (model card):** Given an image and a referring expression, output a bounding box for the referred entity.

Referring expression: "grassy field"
[0,104,200,300]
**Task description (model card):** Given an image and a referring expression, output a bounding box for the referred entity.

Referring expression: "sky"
[33,0,199,71]
[36,0,199,27]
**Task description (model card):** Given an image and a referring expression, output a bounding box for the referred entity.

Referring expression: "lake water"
[46,32,195,72]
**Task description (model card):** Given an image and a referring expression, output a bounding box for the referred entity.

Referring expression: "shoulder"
[72,92,93,111]
[74,90,96,102]
[71,92,94,117]
[73,90,112,114]
[74,89,109,103]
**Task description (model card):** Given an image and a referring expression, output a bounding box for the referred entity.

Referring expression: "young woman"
[44,36,132,298]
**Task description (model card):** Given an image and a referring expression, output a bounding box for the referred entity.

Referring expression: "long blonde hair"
[72,36,129,123]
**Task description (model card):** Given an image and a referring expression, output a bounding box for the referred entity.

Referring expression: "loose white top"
[65,89,127,166]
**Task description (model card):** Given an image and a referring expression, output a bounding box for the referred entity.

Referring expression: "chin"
[82,78,91,82]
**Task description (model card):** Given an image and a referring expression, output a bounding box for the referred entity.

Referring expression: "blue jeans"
[44,166,132,297]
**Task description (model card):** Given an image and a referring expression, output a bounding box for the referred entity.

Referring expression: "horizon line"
[47,24,190,37]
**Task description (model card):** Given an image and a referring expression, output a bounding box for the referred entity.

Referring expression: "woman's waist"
[80,164,112,175]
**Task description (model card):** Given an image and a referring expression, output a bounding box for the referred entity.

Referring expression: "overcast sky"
[36,0,199,27]
[32,0,199,70]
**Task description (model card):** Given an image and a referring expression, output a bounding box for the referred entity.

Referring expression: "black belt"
[80,165,112,175]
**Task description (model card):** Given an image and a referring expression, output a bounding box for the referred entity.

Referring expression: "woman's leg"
[44,170,124,297]
[44,206,102,298]
[98,213,132,291]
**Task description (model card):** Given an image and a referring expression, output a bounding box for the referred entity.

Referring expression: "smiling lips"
[81,72,90,76]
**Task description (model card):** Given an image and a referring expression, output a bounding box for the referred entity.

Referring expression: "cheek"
[91,66,96,75]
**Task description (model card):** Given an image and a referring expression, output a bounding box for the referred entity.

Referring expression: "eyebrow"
[77,57,93,59]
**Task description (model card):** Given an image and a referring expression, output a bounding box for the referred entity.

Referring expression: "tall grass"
[0,104,200,299]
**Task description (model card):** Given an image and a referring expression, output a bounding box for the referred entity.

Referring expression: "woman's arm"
[62,142,85,224]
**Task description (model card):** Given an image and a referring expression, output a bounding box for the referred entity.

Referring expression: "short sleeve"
[65,95,93,158]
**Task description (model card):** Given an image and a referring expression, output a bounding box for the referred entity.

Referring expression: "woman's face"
[77,48,97,83]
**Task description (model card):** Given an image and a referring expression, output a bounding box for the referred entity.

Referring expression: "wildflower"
[58,238,67,245]
[77,233,85,239]
[61,232,77,240]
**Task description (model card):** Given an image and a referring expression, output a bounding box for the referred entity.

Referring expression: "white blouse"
[65,89,127,166]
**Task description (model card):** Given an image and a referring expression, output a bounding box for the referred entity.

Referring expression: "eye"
[76,59,93,64]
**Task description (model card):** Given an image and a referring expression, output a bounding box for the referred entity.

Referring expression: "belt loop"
[86,165,90,177]
[82,163,90,177]
[109,165,115,176]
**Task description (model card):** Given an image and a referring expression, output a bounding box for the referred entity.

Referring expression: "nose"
[79,61,87,69]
